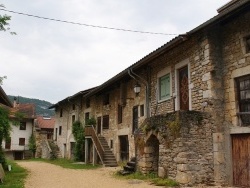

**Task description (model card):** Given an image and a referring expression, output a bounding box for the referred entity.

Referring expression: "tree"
[72,121,85,161]
[0,76,7,85]
[0,4,15,34]
[0,106,11,169]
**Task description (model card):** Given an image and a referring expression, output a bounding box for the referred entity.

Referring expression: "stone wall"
[138,111,214,186]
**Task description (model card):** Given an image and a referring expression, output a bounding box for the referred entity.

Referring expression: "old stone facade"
[51,1,250,187]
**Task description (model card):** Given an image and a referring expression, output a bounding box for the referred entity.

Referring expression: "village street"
[17,161,160,188]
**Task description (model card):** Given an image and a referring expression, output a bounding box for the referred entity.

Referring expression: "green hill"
[8,95,55,117]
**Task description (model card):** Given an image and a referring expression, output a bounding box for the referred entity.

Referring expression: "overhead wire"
[0,8,179,36]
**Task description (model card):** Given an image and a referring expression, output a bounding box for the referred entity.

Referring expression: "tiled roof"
[0,86,12,107]
[36,116,55,129]
[10,103,36,119]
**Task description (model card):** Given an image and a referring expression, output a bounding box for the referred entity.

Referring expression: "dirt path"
[17,161,160,188]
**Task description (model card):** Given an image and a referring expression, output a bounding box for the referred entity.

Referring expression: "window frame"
[19,122,26,130]
[102,115,109,129]
[140,104,144,117]
[236,74,250,126]
[118,105,123,124]
[19,138,25,146]
[157,67,172,103]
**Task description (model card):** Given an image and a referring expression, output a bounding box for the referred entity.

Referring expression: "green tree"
[28,133,36,157]
[72,121,85,161]
[0,106,11,169]
[0,4,15,34]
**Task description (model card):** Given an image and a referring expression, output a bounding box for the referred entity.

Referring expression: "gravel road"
[17,161,160,188]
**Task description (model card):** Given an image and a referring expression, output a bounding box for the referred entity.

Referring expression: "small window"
[110,140,113,149]
[60,108,63,117]
[20,122,26,130]
[118,105,122,124]
[103,93,110,105]
[59,126,62,135]
[159,73,171,101]
[237,75,250,125]
[19,138,25,146]
[72,115,75,125]
[245,35,250,53]
[72,104,75,110]
[86,98,90,108]
[140,105,144,117]
[103,115,109,129]
[5,138,11,149]
[85,112,90,124]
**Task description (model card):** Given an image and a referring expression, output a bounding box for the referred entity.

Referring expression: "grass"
[29,158,100,169]
[114,171,179,187]
[1,160,28,188]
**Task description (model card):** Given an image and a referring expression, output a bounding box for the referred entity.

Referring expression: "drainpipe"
[128,68,150,119]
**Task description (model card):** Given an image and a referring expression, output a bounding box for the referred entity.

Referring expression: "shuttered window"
[159,74,170,101]
[118,105,122,124]
[103,115,109,129]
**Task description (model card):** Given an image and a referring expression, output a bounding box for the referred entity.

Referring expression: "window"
[245,35,250,53]
[140,104,144,117]
[103,115,109,129]
[19,138,25,146]
[72,115,75,125]
[86,98,90,108]
[118,105,122,124]
[237,75,250,125]
[60,108,63,117]
[103,93,109,105]
[20,122,26,130]
[159,73,171,101]
[72,104,75,110]
[59,126,62,135]
[110,140,113,149]
[5,138,11,149]
[85,112,89,124]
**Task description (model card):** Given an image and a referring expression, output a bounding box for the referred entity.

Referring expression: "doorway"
[132,106,138,133]
[232,134,250,187]
[119,135,129,161]
[178,65,189,110]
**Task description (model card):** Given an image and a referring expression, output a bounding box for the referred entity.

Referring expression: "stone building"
[51,0,250,186]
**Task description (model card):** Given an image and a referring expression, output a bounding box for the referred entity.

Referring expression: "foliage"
[85,117,96,126]
[8,95,55,116]
[72,121,85,161]
[0,4,15,35]
[30,158,99,169]
[0,76,7,85]
[28,133,36,157]
[1,160,28,188]
[48,140,59,160]
[11,111,25,126]
[0,106,11,169]
[115,171,179,187]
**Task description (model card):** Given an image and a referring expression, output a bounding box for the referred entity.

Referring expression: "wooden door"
[179,66,189,110]
[14,151,23,160]
[132,106,138,133]
[232,134,250,187]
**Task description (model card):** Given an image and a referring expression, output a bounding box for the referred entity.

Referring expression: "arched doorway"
[143,134,159,173]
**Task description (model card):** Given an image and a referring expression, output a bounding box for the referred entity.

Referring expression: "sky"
[0,0,229,103]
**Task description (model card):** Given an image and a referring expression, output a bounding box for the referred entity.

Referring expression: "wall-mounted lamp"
[134,83,141,95]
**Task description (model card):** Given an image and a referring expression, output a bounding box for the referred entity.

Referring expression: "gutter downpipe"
[128,68,150,119]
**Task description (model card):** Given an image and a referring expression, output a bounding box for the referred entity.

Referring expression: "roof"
[36,116,55,129]
[84,0,250,98]
[10,103,36,119]
[49,86,97,109]
[0,86,12,107]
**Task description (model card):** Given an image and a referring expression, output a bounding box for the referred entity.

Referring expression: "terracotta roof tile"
[36,116,55,129]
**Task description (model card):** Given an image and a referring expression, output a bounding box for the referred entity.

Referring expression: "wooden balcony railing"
[85,125,104,164]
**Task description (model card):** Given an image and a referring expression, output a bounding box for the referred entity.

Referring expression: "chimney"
[13,97,17,108]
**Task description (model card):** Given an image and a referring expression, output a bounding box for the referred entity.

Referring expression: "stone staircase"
[98,136,117,167]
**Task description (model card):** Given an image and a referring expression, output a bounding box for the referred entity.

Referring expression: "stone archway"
[140,134,159,174]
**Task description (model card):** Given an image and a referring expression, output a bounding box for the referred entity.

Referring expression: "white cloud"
[0,0,229,103]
